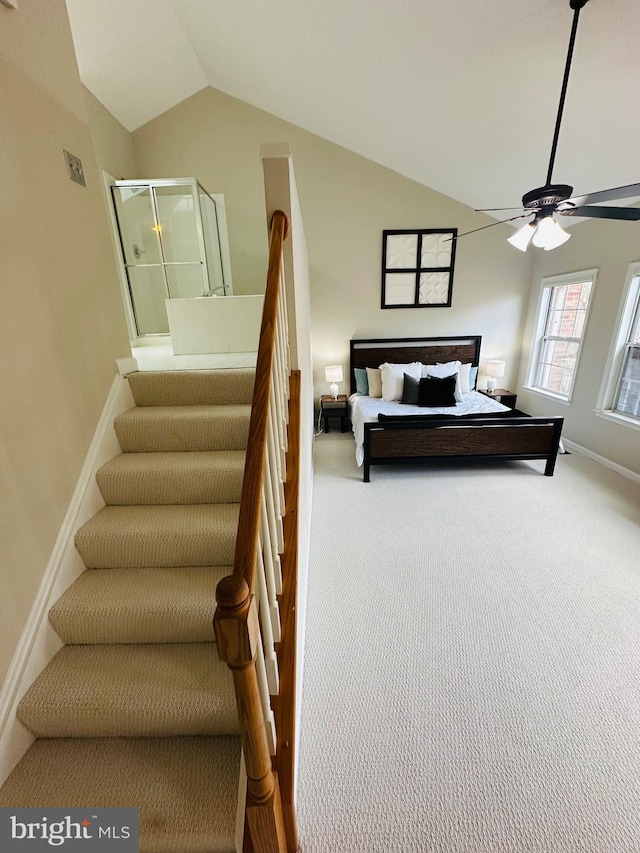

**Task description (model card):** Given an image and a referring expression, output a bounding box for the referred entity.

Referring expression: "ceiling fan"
[463,0,640,251]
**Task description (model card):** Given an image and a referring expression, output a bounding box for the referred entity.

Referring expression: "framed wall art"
[381,228,457,309]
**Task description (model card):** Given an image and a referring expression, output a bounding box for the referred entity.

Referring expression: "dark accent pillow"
[418,375,457,407]
[401,373,420,405]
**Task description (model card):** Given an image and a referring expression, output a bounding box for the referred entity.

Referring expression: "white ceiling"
[65,0,640,219]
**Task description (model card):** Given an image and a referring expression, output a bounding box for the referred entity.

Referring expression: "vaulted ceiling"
[66,0,640,219]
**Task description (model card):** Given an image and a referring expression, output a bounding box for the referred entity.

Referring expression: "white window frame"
[595,261,640,433]
[525,269,597,403]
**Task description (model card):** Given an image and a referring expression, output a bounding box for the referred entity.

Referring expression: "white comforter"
[350,391,510,466]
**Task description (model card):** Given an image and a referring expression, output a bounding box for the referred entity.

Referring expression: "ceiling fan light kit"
[462,0,640,251]
[509,215,572,253]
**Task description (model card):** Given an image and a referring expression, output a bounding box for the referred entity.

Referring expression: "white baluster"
[271,379,287,477]
[267,405,285,553]
[263,453,284,589]
[261,490,282,631]
[256,543,280,695]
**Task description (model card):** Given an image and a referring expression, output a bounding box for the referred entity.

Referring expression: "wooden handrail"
[233,209,289,594]
[215,209,292,853]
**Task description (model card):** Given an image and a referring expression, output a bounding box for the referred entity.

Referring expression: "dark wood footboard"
[362,414,564,482]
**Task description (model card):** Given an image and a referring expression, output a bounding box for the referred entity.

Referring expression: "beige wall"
[518,219,640,476]
[0,0,130,683]
[83,88,137,180]
[133,87,533,398]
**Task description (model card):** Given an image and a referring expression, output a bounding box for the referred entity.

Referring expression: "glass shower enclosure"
[111,178,232,337]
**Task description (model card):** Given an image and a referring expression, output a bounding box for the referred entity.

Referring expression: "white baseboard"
[0,372,135,785]
[562,438,640,485]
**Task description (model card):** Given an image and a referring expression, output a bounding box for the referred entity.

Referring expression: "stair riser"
[75,504,240,569]
[128,369,255,407]
[17,646,239,739]
[115,415,250,452]
[49,566,231,645]
[96,468,244,505]
[18,715,240,739]
[75,531,237,569]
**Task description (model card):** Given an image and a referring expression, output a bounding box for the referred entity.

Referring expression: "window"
[528,270,596,401]
[597,264,640,426]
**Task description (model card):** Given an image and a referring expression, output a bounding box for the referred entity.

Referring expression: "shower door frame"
[110,177,233,342]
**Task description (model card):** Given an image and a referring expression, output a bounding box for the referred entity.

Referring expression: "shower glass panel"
[127,266,170,335]
[154,184,207,300]
[111,178,232,338]
[199,188,226,295]
[114,187,163,267]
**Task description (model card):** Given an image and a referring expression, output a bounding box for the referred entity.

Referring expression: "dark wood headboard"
[349,336,482,394]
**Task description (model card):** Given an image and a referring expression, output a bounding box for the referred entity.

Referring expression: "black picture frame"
[381,228,457,309]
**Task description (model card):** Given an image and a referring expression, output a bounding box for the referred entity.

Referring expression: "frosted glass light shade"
[532,216,571,250]
[507,222,536,252]
[508,216,571,252]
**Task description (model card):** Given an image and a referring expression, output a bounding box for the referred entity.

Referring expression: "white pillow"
[366,367,383,398]
[456,363,472,395]
[422,361,463,402]
[421,360,461,378]
[379,362,422,402]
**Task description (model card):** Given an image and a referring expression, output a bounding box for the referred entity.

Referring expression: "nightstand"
[479,388,517,409]
[320,395,349,433]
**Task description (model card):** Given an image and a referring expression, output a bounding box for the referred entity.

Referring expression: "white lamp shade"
[532,216,571,250]
[485,360,505,378]
[325,365,343,383]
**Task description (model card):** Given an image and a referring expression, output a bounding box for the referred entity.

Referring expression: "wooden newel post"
[214,575,288,853]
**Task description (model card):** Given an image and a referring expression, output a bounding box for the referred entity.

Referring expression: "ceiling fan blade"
[567,182,640,207]
[445,213,534,241]
[559,205,640,221]
[474,207,525,213]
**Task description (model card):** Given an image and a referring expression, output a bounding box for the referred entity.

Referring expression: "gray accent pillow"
[401,373,420,405]
[354,367,369,395]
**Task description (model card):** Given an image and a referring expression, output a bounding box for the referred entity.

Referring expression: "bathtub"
[166,295,264,354]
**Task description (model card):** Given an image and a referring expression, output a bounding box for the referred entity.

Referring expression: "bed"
[349,336,564,482]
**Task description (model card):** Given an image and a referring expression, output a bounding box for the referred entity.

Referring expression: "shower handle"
[132,243,145,260]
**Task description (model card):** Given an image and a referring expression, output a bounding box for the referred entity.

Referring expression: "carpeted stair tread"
[128,368,255,407]
[0,735,240,853]
[96,450,246,505]
[49,566,232,644]
[75,504,240,568]
[17,644,239,738]
[114,404,251,452]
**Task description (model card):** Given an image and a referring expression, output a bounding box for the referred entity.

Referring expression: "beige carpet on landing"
[298,434,640,853]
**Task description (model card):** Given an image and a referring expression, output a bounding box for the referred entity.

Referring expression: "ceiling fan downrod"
[544,0,590,188]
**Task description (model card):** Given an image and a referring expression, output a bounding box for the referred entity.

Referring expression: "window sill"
[594,409,640,433]
[522,386,572,407]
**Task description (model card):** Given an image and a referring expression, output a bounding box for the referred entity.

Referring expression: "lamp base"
[487,378,497,392]
[329,383,339,399]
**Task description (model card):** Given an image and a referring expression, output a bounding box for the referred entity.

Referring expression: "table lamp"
[325,365,343,399]
[485,360,505,392]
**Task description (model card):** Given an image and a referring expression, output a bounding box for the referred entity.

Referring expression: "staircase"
[0,368,258,852]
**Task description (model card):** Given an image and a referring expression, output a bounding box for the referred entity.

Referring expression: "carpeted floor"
[297,434,640,852]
